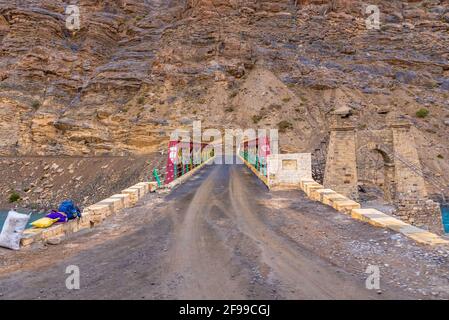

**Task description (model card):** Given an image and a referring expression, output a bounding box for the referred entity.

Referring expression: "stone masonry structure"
[391,123,428,201]
[267,153,312,189]
[390,123,442,231]
[324,121,442,231]
[323,126,359,200]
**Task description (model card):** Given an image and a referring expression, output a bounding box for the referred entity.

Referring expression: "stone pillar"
[391,122,428,200]
[383,162,396,203]
[324,126,359,200]
[391,122,442,231]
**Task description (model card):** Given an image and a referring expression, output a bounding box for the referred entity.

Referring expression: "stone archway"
[324,122,429,204]
[324,122,442,231]
[357,143,395,203]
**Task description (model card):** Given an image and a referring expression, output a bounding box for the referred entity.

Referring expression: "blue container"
[441,205,449,234]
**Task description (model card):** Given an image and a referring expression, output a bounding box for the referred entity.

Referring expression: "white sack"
[0,210,30,250]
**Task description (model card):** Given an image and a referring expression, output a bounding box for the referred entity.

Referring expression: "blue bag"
[58,200,81,220]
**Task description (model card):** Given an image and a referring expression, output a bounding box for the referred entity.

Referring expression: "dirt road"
[1,162,449,299]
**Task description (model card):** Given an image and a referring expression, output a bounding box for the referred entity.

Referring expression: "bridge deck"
[0,162,445,299]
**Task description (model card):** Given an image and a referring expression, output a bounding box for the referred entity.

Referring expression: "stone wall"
[323,121,443,232]
[396,199,442,233]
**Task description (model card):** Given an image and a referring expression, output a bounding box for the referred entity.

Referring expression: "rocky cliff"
[0,0,448,195]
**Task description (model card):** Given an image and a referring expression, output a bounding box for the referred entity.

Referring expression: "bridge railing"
[153,140,215,186]
[239,137,271,179]
[240,150,268,178]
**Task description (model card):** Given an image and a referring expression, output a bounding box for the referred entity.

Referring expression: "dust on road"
[0,162,448,299]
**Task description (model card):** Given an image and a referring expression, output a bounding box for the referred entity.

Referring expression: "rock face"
[0,0,448,192]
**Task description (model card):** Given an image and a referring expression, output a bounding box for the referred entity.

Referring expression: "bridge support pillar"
[391,123,442,229]
[324,126,359,201]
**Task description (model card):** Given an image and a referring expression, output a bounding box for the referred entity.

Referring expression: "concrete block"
[20,228,44,246]
[322,193,347,206]
[351,208,392,227]
[84,204,112,218]
[63,220,78,234]
[131,183,147,197]
[397,225,449,245]
[300,178,316,190]
[20,235,35,247]
[314,189,338,202]
[302,181,322,193]
[128,187,143,199]
[305,184,325,197]
[302,181,322,194]
[333,199,361,214]
[81,208,92,217]
[405,232,449,245]
[99,197,124,213]
[398,225,426,235]
[135,182,151,194]
[137,185,146,197]
[383,218,412,232]
[362,210,405,229]
[110,193,132,208]
[149,182,158,192]
[97,201,115,217]
[351,208,386,220]
[122,188,139,204]
[309,188,327,201]
[78,216,93,229]
[351,209,449,246]
[41,224,65,240]
[348,210,448,245]
[89,214,105,226]
[22,228,44,237]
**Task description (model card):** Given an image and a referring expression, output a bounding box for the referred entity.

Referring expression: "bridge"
[1,135,448,299]
[0,155,396,299]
